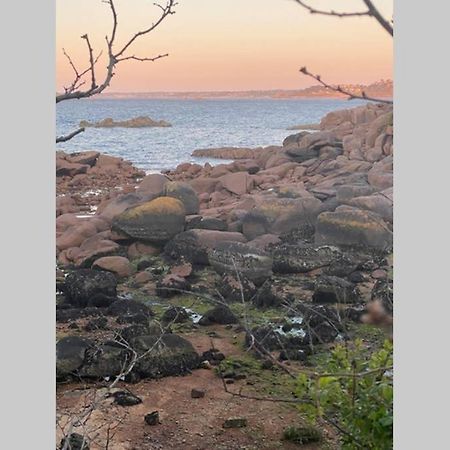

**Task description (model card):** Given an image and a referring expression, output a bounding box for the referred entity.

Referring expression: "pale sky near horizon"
[56,0,393,93]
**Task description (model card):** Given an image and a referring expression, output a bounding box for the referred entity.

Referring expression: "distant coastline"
[60,80,392,101]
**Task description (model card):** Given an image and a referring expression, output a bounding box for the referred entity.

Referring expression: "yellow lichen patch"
[119,196,186,220]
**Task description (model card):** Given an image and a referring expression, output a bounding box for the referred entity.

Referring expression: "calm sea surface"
[56,98,366,172]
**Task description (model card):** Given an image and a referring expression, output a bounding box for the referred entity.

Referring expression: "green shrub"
[295,339,393,449]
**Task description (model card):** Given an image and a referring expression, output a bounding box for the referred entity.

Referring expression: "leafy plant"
[295,339,393,449]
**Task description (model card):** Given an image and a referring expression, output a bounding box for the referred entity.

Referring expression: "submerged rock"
[80,116,172,128]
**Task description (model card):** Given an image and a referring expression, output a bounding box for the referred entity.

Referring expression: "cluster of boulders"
[56,102,394,381]
[56,151,145,213]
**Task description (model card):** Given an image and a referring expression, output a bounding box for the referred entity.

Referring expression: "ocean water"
[56,98,366,172]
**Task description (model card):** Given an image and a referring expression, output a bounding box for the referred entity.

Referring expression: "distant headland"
[85,80,392,101]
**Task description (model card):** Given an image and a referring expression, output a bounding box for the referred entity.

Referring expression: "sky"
[56,0,393,93]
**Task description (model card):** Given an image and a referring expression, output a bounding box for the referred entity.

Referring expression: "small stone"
[200,360,212,370]
[371,269,388,280]
[144,411,160,426]
[191,388,206,399]
[223,417,247,428]
[111,391,142,406]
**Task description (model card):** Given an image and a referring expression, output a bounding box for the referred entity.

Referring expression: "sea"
[56,98,367,173]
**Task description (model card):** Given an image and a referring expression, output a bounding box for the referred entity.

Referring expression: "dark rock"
[144,411,160,426]
[56,307,106,323]
[118,324,153,343]
[59,433,90,450]
[186,216,228,231]
[272,244,341,274]
[253,281,284,308]
[107,299,154,318]
[313,276,359,304]
[279,349,308,361]
[77,343,128,378]
[202,349,226,363]
[84,316,108,331]
[111,390,143,406]
[199,305,238,325]
[161,306,191,323]
[208,241,273,286]
[130,334,200,378]
[65,269,117,308]
[56,336,93,379]
[164,181,200,215]
[217,274,257,303]
[242,211,270,240]
[164,229,246,264]
[116,313,150,325]
[223,417,247,428]
[191,388,206,398]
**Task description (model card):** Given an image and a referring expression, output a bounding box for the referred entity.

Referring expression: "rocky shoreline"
[56,102,393,448]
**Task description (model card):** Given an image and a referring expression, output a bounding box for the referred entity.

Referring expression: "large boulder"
[112,196,186,243]
[219,172,254,195]
[254,197,323,235]
[136,173,168,196]
[272,244,342,274]
[315,206,393,250]
[130,334,200,378]
[313,275,359,304]
[164,229,246,264]
[208,241,273,285]
[164,181,200,215]
[64,269,117,308]
[56,336,94,379]
[198,305,238,325]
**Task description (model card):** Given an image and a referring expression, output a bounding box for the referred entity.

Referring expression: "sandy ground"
[57,328,334,449]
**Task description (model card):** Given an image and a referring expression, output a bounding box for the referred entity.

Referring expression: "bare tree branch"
[299,66,393,104]
[56,127,85,143]
[291,0,393,36]
[56,0,177,104]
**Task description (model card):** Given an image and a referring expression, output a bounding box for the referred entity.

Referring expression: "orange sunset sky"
[56,0,393,93]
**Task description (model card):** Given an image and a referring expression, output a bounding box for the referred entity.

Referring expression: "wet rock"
[208,241,273,286]
[64,269,117,308]
[272,244,341,274]
[313,276,359,304]
[164,181,200,215]
[164,229,246,264]
[112,196,186,243]
[199,305,238,325]
[315,206,393,250]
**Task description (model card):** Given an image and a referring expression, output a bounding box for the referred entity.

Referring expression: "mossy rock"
[282,425,322,445]
[112,196,186,243]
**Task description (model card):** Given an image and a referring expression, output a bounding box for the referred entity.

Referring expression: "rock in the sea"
[164,181,200,215]
[164,229,246,264]
[208,241,273,286]
[272,244,342,274]
[80,116,172,128]
[313,275,359,304]
[92,256,133,279]
[112,196,186,243]
[64,269,117,308]
[315,206,393,249]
